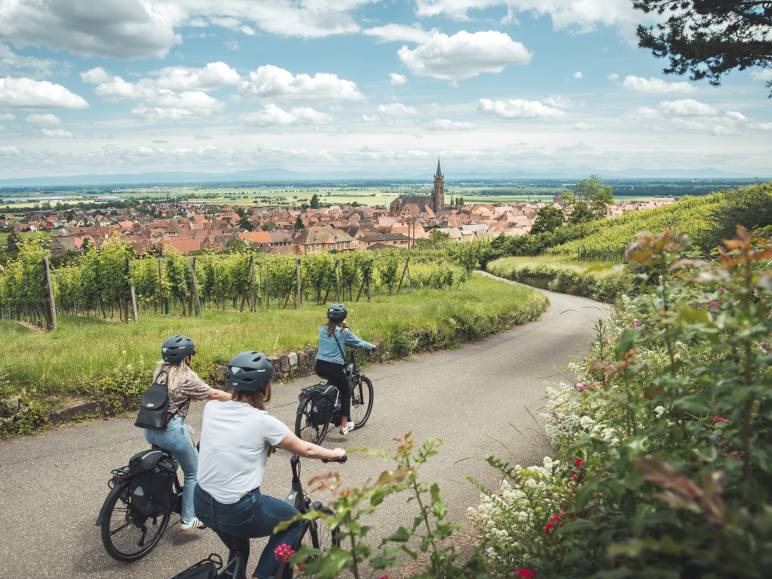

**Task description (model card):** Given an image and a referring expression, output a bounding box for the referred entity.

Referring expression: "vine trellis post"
[190,256,201,317]
[42,257,57,331]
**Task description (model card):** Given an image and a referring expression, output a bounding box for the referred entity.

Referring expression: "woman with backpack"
[195,351,345,579]
[315,304,376,435]
[143,335,232,530]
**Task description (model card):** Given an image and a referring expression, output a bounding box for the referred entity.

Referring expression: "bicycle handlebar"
[322,455,348,464]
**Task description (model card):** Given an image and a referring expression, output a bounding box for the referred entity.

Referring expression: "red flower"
[544,521,554,534]
[378,575,389,579]
[274,544,296,563]
[515,569,537,578]
[574,457,585,468]
[571,472,578,480]
[712,416,729,424]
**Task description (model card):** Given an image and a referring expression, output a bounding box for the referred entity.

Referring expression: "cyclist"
[195,351,345,579]
[143,335,232,531]
[315,303,376,435]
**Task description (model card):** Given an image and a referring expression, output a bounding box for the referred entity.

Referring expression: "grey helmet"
[225,351,275,392]
[161,335,195,365]
[327,303,348,322]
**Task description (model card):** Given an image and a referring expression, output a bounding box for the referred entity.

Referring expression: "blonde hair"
[153,360,189,391]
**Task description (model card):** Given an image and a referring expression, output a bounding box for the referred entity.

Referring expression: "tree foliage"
[531,206,566,234]
[634,0,772,95]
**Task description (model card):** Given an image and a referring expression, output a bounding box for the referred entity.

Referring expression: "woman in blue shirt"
[315,303,376,435]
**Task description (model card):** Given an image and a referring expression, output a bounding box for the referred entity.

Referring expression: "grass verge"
[486,256,631,303]
[0,274,548,435]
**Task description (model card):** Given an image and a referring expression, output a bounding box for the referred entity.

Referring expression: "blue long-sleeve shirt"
[316,325,375,365]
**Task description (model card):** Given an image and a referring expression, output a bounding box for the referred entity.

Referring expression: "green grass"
[0,274,547,397]
[487,256,630,303]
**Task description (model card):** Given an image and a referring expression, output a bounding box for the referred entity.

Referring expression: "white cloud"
[209,16,255,36]
[153,62,241,91]
[364,24,434,43]
[0,77,89,109]
[660,99,717,116]
[426,118,477,130]
[415,1,642,33]
[26,113,60,125]
[377,102,419,116]
[241,65,363,100]
[573,122,598,130]
[240,103,331,125]
[398,30,531,81]
[0,44,53,76]
[361,114,379,122]
[389,73,407,86]
[726,111,748,122]
[478,98,565,118]
[133,91,223,120]
[631,106,660,119]
[40,128,73,138]
[225,40,240,51]
[573,71,583,79]
[0,112,15,120]
[750,69,772,82]
[622,75,695,94]
[608,73,619,81]
[81,68,141,100]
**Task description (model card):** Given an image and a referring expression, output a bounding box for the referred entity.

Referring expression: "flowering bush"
[471,227,772,577]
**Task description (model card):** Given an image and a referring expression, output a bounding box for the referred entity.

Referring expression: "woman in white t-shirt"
[195,351,345,579]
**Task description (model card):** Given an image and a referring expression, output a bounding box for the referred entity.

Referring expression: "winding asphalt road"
[0,276,610,578]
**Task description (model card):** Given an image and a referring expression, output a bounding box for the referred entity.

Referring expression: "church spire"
[435,158,442,177]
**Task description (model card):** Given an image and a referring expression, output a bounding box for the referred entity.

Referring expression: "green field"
[0,274,547,398]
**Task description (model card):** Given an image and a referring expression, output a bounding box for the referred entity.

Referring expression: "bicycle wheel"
[294,397,329,445]
[291,505,340,579]
[350,376,374,430]
[100,480,172,562]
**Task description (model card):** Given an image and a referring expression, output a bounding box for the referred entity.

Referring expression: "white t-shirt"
[197,400,290,504]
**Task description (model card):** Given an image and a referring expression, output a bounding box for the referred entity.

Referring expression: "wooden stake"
[396,255,411,294]
[295,257,302,309]
[42,257,57,331]
[190,257,201,317]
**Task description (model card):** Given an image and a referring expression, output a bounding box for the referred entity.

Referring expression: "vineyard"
[548,190,728,261]
[0,239,481,330]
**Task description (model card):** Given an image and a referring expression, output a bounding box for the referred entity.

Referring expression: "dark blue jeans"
[194,485,304,579]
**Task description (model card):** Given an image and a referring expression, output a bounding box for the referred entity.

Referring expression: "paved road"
[0,278,610,578]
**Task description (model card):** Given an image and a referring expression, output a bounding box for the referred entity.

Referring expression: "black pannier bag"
[299,384,338,426]
[128,449,176,517]
[135,370,174,430]
[171,554,222,579]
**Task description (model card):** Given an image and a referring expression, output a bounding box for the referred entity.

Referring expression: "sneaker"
[181,517,205,530]
[340,422,356,436]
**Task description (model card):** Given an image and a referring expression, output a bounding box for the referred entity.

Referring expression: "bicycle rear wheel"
[100,480,172,562]
[350,376,373,430]
[294,397,329,445]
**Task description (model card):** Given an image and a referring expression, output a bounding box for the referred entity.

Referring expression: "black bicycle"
[172,454,345,579]
[97,446,182,562]
[295,348,374,444]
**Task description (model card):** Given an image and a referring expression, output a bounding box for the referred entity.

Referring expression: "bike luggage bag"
[128,449,176,517]
[299,383,337,426]
[171,554,222,579]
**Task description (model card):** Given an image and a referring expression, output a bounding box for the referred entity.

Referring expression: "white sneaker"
[340,422,356,436]
[181,517,205,530]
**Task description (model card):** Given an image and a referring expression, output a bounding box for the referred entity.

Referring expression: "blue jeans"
[144,415,198,523]
[194,485,305,579]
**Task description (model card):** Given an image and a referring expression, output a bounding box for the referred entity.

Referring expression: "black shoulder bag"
[134,370,176,430]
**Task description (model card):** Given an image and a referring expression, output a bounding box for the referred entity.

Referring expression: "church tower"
[432,158,444,213]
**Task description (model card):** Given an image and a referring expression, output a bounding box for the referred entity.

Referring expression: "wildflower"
[274,544,296,563]
[654,406,665,418]
[378,575,389,579]
[708,300,720,311]
[718,287,726,294]
[515,569,537,578]
[574,457,584,468]
[760,341,769,353]
[633,319,641,327]
[712,416,729,424]
[571,472,578,481]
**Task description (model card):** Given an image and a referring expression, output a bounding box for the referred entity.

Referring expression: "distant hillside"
[548,182,772,260]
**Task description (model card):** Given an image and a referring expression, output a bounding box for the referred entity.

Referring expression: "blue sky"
[0,0,770,179]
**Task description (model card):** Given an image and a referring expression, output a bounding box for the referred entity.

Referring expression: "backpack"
[299,384,338,426]
[127,449,176,518]
[135,370,175,430]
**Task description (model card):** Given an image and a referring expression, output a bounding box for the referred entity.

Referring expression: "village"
[5,162,675,258]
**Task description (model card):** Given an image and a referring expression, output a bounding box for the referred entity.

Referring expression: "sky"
[0,0,771,180]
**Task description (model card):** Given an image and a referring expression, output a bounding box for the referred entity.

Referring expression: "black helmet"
[225,351,274,392]
[327,303,348,322]
[161,335,195,364]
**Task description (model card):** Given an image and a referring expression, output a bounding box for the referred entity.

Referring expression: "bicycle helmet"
[161,335,196,364]
[225,351,275,392]
[327,303,348,322]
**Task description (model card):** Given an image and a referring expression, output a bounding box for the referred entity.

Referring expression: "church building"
[389,160,445,217]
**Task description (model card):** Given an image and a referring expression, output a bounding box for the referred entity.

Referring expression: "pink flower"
[574,457,585,468]
[378,575,389,579]
[274,544,296,563]
[760,341,769,353]
[633,319,642,327]
[712,416,729,424]
[515,570,537,579]
[718,287,727,294]
[708,300,720,311]
[571,472,578,481]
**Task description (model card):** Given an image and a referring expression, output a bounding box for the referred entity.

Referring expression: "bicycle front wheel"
[100,480,171,562]
[295,397,329,445]
[350,376,374,430]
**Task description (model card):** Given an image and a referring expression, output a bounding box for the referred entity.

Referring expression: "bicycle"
[172,454,345,579]
[295,347,374,444]
[97,446,182,562]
